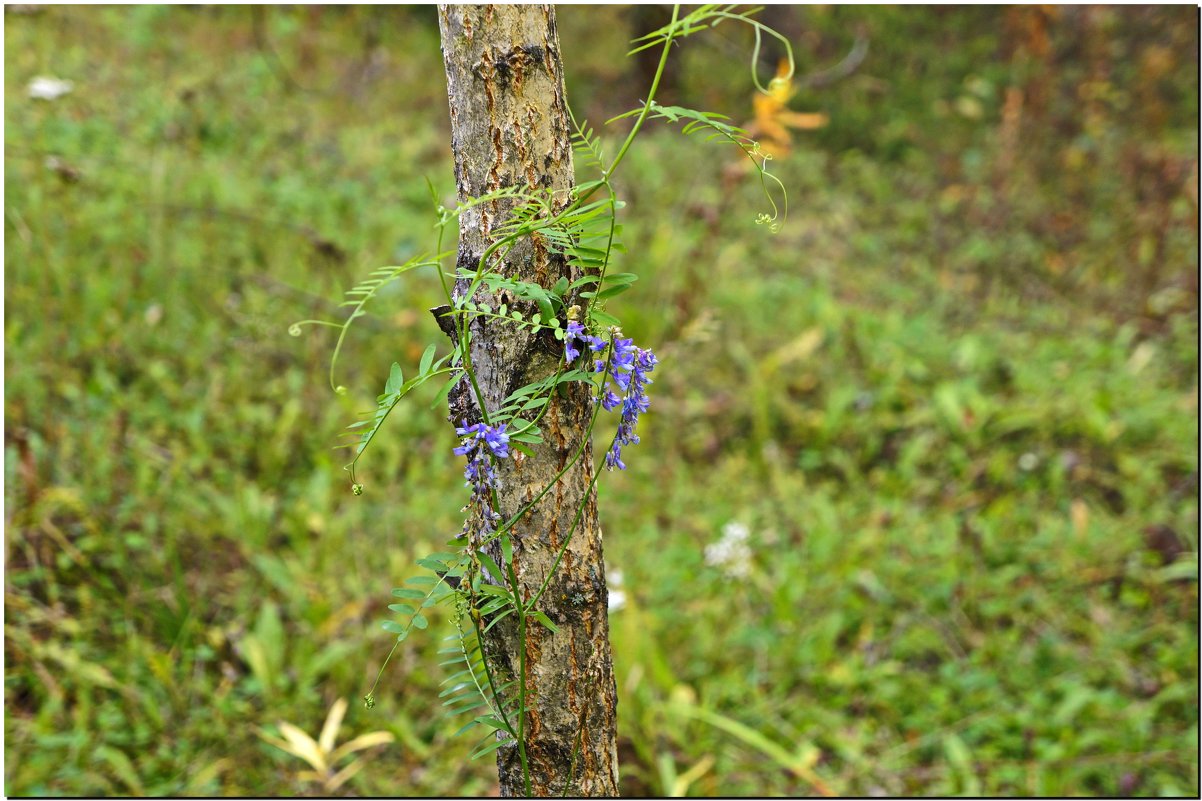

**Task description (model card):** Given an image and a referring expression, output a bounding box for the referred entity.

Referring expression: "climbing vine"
[293,5,792,794]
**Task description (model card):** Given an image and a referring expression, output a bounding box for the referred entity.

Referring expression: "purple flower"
[611,338,636,369]
[482,427,509,458]
[565,322,658,470]
[565,320,610,367]
[564,321,585,363]
[602,344,656,471]
[454,421,510,537]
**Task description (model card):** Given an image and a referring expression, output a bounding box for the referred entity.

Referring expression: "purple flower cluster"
[564,322,658,471]
[564,320,607,365]
[453,422,509,536]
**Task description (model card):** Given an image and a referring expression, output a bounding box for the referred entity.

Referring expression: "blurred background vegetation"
[4,5,1198,796]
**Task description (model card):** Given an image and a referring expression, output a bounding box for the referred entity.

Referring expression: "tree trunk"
[437,5,619,796]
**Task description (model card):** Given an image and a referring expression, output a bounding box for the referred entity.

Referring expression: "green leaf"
[536,295,554,323]
[392,588,427,600]
[569,276,600,290]
[476,552,506,585]
[531,610,559,633]
[510,426,544,444]
[95,745,145,795]
[595,284,632,301]
[482,609,515,634]
[474,715,514,734]
[444,696,488,713]
[471,736,516,759]
[452,719,483,739]
[387,603,416,616]
[386,362,404,395]
[411,614,428,630]
[478,597,510,616]
[591,310,620,328]
[439,681,474,699]
[381,620,407,635]
[431,372,463,410]
[419,344,436,376]
[476,582,512,599]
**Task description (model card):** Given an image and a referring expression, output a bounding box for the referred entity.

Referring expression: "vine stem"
[602,4,680,182]
[527,405,622,614]
[517,610,532,795]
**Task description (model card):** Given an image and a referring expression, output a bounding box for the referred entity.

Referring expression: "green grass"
[5,6,1198,797]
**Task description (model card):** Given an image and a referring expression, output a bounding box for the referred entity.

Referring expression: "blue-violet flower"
[453,421,509,537]
[563,322,658,470]
[604,344,656,470]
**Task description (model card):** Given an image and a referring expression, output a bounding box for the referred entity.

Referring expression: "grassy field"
[5,6,1198,797]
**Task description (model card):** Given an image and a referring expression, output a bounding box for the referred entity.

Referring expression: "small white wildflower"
[28,75,73,101]
[606,569,625,612]
[144,303,163,327]
[721,521,750,543]
[705,520,754,579]
[1018,452,1039,472]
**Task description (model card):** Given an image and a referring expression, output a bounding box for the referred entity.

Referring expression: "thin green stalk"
[526,420,620,613]
[456,610,512,737]
[517,610,532,796]
[364,564,462,704]
[562,718,586,797]
[435,218,454,308]
[602,4,680,182]
[482,351,611,551]
[524,341,618,612]
[468,596,515,736]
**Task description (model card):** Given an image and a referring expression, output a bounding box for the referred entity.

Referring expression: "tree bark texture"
[437,5,619,796]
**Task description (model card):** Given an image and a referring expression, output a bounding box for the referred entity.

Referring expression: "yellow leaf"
[762,327,825,374]
[319,698,348,755]
[278,722,327,773]
[329,731,395,765]
[671,754,714,797]
[326,757,367,792]
[1071,499,1089,540]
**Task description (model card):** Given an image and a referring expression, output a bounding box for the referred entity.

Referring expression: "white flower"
[607,569,625,612]
[705,520,754,579]
[721,521,750,543]
[28,76,73,101]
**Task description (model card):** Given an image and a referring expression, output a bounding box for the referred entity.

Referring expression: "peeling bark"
[437,5,619,797]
